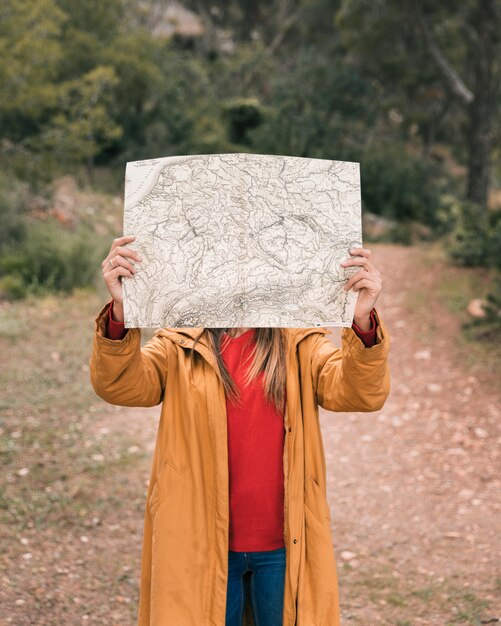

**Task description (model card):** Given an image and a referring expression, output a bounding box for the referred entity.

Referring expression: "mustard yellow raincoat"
[89,301,391,625]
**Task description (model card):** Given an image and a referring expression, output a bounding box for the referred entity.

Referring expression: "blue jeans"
[225,546,286,626]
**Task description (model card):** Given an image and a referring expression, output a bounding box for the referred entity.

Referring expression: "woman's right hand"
[101,236,142,314]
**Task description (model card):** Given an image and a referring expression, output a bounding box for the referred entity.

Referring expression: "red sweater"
[104,300,377,551]
[221,328,287,551]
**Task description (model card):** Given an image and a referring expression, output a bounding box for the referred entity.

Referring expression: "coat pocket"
[148,481,159,519]
[148,458,185,522]
[305,473,331,525]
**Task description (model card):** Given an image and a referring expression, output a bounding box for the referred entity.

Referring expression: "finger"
[341,255,372,270]
[103,266,134,281]
[108,254,137,274]
[345,271,380,291]
[102,236,136,266]
[349,247,372,257]
[115,245,142,262]
[102,245,142,269]
[351,277,379,292]
[111,235,136,250]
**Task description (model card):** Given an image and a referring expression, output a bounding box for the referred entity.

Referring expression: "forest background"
[1,1,500,624]
[0,0,500,317]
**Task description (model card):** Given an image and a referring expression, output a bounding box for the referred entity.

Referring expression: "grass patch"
[402,240,501,375]
[343,564,495,625]
[410,585,437,602]
[0,289,153,537]
[447,588,491,624]
[386,591,407,607]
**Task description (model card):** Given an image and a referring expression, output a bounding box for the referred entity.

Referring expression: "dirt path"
[321,243,500,624]
[1,242,499,625]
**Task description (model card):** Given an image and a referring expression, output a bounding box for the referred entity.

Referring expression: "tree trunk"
[414,0,500,211]
[466,90,495,208]
[465,0,499,208]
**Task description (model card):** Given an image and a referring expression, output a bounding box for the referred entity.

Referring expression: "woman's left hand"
[341,247,382,323]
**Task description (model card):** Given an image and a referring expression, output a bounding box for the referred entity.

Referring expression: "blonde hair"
[191,329,287,413]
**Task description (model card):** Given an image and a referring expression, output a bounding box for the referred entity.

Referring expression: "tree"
[336,0,501,211]
[413,1,500,208]
[0,0,67,136]
[36,66,122,176]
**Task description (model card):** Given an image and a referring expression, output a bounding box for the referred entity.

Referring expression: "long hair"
[191,328,287,414]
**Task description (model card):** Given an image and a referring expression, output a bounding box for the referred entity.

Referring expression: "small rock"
[447,448,467,456]
[340,550,357,561]
[414,349,431,360]
[17,468,29,477]
[427,383,442,393]
[466,298,487,318]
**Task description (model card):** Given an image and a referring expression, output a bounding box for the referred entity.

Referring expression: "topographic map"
[122,153,362,328]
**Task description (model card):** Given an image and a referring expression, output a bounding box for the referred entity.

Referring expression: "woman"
[90,235,390,626]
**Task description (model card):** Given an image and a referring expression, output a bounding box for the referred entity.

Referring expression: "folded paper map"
[122,152,362,328]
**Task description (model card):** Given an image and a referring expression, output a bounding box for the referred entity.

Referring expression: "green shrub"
[0,274,27,300]
[446,200,501,269]
[222,97,265,146]
[445,200,501,337]
[369,221,414,245]
[0,217,107,298]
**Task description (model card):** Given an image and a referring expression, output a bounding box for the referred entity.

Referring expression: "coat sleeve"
[310,307,391,412]
[89,301,169,407]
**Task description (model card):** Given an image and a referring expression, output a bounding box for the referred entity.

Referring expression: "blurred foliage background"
[0,0,500,336]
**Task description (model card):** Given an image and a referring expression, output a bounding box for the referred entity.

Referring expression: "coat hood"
[153,326,331,378]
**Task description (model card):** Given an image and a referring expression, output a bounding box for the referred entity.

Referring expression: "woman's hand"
[101,236,141,317]
[341,247,382,328]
